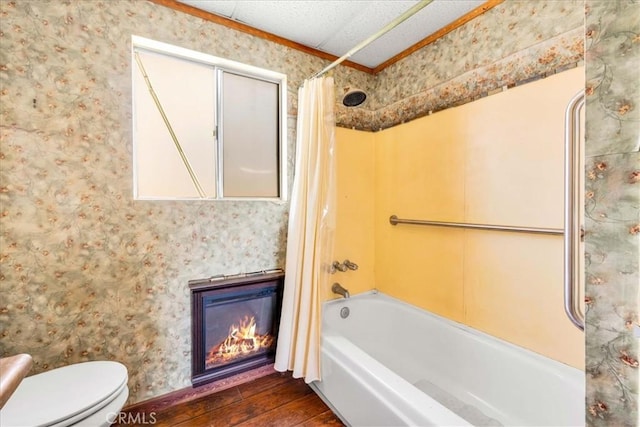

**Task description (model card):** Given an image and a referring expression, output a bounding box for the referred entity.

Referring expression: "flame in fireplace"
[206,316,274,368]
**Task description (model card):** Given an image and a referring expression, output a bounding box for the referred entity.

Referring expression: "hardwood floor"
[117,372,345,427]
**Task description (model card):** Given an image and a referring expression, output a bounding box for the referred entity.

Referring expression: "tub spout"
[332,283,350,299]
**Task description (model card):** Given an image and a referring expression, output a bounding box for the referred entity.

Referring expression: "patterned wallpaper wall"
[0,0,373,404]
[584,1,639,426]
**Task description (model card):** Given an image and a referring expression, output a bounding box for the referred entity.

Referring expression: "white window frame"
[131,35,287,202]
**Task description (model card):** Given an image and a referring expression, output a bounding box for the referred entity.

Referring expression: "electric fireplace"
[189,270,284,387]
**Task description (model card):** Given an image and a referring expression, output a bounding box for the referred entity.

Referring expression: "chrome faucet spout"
[332,282,350,299]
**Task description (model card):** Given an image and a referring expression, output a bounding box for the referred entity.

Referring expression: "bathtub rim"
[323,289,584,379]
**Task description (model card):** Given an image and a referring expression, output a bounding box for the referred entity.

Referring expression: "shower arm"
[308,0,434,80]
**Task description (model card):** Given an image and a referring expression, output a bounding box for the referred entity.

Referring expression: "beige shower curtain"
[274,76,336,383]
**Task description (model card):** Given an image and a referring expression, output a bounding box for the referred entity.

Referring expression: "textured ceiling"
[177,0,485,68]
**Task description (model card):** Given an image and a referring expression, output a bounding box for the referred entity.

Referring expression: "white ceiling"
[177,0,485,68]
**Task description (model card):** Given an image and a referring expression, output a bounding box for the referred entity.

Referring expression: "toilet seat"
[0,361,128,427]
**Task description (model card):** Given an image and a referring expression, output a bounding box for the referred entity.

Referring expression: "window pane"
[221,72,279,198]
[133,49,216,199]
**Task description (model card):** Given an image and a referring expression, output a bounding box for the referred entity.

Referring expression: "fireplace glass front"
[190,271,284,386]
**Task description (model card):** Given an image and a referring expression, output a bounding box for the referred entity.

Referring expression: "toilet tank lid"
[0,361,128,427]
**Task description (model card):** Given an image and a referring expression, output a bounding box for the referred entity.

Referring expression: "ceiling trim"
[372,0,505,74]
[147,0,374,74]
[148,0,502,75]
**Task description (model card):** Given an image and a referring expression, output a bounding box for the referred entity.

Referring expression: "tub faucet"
[332,282,350,299]
[343,259,358,271]
[331,261,348,273]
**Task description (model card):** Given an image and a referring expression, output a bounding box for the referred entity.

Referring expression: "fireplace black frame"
[189,270,284,387]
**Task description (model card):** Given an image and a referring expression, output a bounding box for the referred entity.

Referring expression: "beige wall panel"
[373,68,585,367]
[463,231,585,368]
[376,114,466,222]
[374,114,466,321]
[376,225,466,322]
[333,128,376,298]
[462,67,585,229]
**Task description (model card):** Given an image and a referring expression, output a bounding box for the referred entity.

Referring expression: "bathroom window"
[131,36,287,201]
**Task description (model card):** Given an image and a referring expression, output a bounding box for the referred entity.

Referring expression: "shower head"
[342,88,367,107]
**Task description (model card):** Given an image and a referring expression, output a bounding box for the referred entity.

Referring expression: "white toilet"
[0,361,128,427]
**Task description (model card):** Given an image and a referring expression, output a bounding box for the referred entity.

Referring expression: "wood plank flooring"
[116,372,344,427]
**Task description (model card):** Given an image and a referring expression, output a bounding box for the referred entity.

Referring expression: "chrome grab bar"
[564,90,585,331]
[389,215,563,236]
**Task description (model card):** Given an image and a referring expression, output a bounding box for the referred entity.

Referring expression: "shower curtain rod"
[309,0,434,80]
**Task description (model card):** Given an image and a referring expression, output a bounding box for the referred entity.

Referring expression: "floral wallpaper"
[0,0,372,405]
[373,0,585,109]
[584,1,639,426]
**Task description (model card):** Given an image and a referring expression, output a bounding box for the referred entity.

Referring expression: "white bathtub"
[311,291,584,427]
